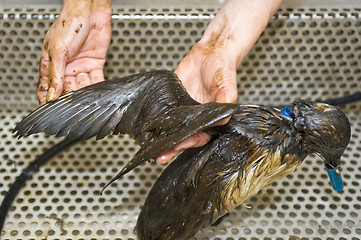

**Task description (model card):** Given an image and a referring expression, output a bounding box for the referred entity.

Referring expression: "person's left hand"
[155,41,239,164]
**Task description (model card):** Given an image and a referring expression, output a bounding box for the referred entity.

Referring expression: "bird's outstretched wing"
[14,70,187,141]
[13,70,240,185]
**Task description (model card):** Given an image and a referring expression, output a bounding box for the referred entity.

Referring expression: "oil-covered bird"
[12,70,351,239]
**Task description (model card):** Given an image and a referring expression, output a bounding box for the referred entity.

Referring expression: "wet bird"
[9,70,351,239]
[136,100,351,239]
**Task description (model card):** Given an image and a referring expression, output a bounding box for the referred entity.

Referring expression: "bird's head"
[290,100,351,170]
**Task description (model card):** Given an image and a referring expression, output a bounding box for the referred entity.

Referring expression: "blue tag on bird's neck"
[324,163,344,192]
[281,106,292,117]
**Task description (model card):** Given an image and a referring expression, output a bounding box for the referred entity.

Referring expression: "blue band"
[324,163,344,192]
[280,106,292,117]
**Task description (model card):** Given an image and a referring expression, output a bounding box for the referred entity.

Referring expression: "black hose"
[322,92,361,106]
[0,138,78,237]
[274,92,361,109]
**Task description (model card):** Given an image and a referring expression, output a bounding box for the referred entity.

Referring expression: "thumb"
[214,69,238,104]
[213,86,237,126]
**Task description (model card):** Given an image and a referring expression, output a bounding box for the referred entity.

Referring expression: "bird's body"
[9,70,351,240]
[137,105,306,239]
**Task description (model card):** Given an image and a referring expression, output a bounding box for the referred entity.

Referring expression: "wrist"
[200,0,283,67]
[196,24,242,70]
[61,0,112,18]
[63,0,92,11]
[91,0,112,26]
[92,0,112,15]
[61,0,92,20]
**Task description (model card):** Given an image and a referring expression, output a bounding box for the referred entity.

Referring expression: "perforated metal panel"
[0,3,360,240]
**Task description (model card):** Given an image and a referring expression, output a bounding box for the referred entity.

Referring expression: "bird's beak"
[324,160,344,192]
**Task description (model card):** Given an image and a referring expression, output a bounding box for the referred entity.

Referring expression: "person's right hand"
[38,0,112,105]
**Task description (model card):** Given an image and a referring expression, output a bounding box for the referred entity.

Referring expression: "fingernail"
[46,87,55,102]
[156,155,167,164]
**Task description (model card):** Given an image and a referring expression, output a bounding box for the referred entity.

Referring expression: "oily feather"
[136,101,351,240]
[10,71,351,240]
[13,70,240,186]
[136,105,303,240]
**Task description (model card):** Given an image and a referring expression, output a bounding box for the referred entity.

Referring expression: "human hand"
[37,0,112,105]
[155,41,239,164]
[156,0,284,164]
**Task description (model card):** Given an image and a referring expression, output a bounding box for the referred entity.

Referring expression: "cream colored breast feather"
[219,145,302,214]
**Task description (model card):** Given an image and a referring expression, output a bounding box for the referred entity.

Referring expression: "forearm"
[62,0,92,13]
[199,0,283,67]
[62,0,112,16]
[92,0,112,10]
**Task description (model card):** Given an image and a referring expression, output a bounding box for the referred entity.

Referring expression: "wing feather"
[14,95,73,136]
[97,103,130,140]
[14,71,240,185]
[100,103,240,191]
[13,78,134,140]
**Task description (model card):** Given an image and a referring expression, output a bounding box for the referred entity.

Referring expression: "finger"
[156,132,213,164]
[63,76,77,94]
[39,46,49,80]
[89,69,105,84]
[38,47,50,105]
[156,149,182,164]
[75,73,92,89]
[174,60,191,81]
[212,78,237,126]
[212,116,231,127]
[37,89,48,106]
[214,67,238,104]
[215,85,238,104]
[37,76,50,105]
[47,46,66,102]
[174,54,200,98]
[173,132,211,151]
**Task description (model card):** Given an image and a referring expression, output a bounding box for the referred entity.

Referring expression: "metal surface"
[0,3,360,240]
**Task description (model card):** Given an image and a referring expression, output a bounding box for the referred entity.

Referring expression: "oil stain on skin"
[202,15,229,56]
[43,41,49,51]
[210,67,224,95]
[75,23,83,33]
[200,15,233,102]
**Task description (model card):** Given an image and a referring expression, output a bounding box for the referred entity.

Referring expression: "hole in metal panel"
[0,4,360,239]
